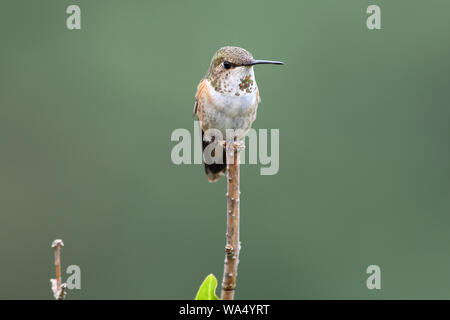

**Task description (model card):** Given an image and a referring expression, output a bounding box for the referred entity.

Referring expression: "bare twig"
[221,142,243,300]
[50,239,66,300]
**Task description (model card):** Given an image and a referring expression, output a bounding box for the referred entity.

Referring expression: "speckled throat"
[208,65,257,97]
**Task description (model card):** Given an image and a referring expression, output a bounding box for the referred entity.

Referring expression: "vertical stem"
[51,239,65,300]
[55,245,61,288]
[221,144,240,300]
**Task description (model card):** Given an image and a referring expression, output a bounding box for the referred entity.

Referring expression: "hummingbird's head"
[207,46,284,94]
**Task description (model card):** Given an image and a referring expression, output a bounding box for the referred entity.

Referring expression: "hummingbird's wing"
[193,78,226,182]
[193,101,198,116]
[193,78,208,117]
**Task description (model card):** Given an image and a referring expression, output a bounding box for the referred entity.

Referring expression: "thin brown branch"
[50,239,66,300]
[221,142,242,300]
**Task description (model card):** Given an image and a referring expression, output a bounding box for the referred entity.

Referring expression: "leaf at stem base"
[195,274,219,300]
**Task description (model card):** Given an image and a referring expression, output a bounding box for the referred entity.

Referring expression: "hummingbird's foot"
[233,140,245,152]
[224,140,245,157]
[218,139,227,148]
[204,135,226,151]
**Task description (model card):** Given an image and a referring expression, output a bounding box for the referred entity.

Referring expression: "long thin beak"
[243,59,285,66]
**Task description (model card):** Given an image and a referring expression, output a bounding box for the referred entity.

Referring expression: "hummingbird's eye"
[223,61,232,69]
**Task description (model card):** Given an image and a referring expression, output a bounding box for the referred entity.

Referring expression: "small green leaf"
[195,274,220,300]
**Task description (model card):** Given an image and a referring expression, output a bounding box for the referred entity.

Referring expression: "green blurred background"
[1,0,449,299]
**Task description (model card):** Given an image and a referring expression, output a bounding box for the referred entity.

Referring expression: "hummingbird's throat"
[210,67,256,97]
[239,75,254,92]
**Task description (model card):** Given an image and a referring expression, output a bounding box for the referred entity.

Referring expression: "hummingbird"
[193,46,284,182]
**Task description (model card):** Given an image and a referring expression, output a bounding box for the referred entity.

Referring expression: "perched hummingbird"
[193,46,284,182]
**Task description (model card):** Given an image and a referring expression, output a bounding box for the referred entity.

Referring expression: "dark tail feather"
[202,131,226,182]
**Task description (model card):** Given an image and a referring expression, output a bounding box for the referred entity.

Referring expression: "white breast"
[202,84,258,140]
